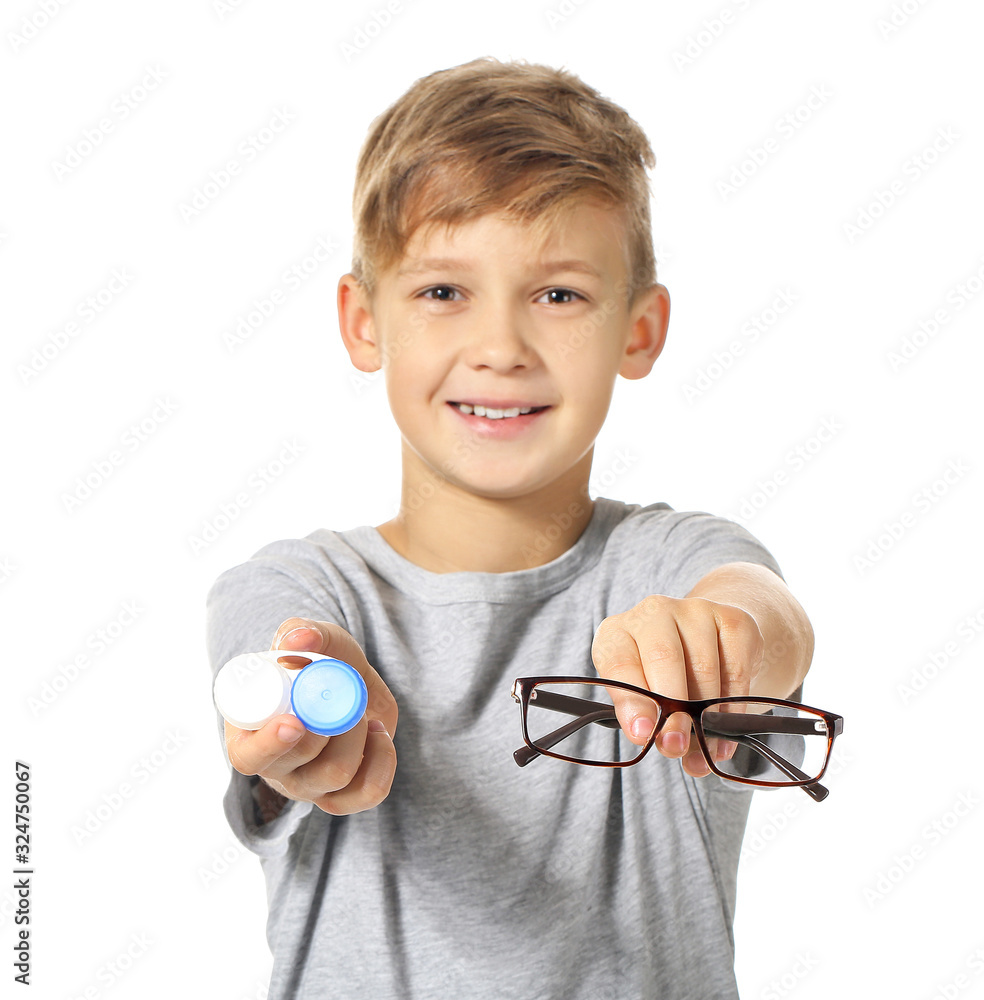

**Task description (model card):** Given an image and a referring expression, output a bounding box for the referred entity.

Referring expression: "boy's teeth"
[455,403,535,419]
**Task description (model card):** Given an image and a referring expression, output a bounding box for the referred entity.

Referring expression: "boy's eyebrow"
[396,257,603,279]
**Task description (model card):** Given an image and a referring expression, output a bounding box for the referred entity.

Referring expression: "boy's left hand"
[590,594,764,777]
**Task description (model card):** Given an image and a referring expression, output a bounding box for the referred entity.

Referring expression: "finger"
[697,607,762,776]
[273,618,398,736]
[677,611,723,776]
[313,720,397,816]
[631,606,692,760]
[282,718,373,799]
[714,605,762,701]
[591,621,662,748]
[257,719,337,784]
[225,714,310,777]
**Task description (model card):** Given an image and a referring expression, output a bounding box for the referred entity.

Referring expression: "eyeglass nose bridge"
[614,689,750,765]
[642,703,705,752]
[625,689,697,737]
[648,697,785,755]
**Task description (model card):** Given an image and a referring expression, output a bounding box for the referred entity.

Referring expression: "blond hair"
[350,57,657,305]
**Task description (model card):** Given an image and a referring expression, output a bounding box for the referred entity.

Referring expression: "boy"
[207,56,814,999]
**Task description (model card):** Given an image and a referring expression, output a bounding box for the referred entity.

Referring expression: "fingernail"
[661,731,688,756]
[367,718,390,737]
[630,716,656,742]
[277,722,304,743]
[281,627,313,646]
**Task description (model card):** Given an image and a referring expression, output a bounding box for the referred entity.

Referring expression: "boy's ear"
[337,273,382,372]
[618,283,670,380]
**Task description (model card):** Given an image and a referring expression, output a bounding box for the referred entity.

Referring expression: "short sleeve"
[654,511,784,599]
[205,539,349,856]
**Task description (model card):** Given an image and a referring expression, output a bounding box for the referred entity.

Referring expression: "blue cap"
[290,657,368,737]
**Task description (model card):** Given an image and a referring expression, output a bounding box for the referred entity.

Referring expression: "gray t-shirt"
[206,497,784,1000]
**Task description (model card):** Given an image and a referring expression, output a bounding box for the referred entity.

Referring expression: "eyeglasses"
[510,676,844,802]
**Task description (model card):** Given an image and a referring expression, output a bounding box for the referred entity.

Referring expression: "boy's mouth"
[448,401,550,420]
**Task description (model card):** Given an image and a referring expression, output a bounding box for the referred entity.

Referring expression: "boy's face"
[338,200,669,505]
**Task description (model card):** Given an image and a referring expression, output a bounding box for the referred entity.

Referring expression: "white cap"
[213,650,326,730]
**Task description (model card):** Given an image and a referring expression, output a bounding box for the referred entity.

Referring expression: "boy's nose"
[462,304,538,370]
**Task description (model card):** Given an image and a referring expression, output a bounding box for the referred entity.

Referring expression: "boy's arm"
[206,546,397,845]
[591,561,814,778]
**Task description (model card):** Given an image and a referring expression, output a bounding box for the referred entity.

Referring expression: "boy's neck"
[374,477,596,574]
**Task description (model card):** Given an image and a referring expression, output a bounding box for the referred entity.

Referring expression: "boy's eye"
[538,288,583,305]
[420,286,461,302]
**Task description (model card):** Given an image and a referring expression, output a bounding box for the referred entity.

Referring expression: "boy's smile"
[445,400,552,439]
[337,200,670,572]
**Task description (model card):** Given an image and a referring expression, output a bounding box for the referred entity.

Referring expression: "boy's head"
[338,57,670,514]
[350,56,658,308]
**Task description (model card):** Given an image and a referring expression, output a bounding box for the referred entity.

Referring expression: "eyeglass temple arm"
[528,690,838,741]
[513,691,830,801]
[512,706,619,766]
[694,712,835,801]
[732,733,829,802]
[532,691,827,738]
[512,690,621,766]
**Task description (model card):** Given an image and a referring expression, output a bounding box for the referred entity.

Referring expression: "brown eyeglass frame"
[511,676,844,802]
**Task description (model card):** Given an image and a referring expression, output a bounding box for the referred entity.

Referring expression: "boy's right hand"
[224,618,398,817]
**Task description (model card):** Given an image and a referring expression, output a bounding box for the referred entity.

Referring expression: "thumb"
[273,618,398,737]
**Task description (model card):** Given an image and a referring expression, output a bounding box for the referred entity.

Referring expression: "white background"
[4,0,982,997]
